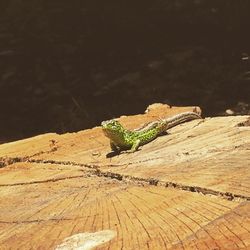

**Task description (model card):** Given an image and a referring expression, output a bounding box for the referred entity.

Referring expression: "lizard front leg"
[106,141,121,158]
[110,142,121,153]
[127,139,141,153]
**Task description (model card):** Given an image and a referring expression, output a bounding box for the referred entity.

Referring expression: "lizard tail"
[165,112,202,130]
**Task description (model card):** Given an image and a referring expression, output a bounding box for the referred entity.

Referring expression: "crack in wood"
[237,117,250,127]
[0,156,25,168]
[0,217,73,224]
[0,213,107,225]
[0,147,60,168]
[0,174,87,187]
[1,157,249,202]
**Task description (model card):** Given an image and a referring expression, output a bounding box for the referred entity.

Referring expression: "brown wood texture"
[0,104,249,249]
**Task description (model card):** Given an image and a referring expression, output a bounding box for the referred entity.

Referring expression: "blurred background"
[0,0,250,143]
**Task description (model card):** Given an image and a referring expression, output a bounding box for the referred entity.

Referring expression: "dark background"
[0,0,250,143]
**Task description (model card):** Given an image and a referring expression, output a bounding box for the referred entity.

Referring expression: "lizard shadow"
[106,151,118,158]
[106,150,140,158]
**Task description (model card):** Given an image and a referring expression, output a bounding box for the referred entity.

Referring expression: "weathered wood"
[0,104,249,249]
[1,162,248,249]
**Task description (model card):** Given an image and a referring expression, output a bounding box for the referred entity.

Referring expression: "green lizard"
[101,111,201,155]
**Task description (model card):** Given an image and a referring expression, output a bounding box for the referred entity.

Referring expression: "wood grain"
[0,104,249,249]
[1,162,248,249]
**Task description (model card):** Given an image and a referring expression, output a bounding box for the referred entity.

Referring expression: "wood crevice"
[1,156,249,202]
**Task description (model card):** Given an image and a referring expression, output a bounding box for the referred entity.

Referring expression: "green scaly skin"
[101,111,201,154]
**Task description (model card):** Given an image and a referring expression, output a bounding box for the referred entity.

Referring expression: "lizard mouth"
[102,129,109,136]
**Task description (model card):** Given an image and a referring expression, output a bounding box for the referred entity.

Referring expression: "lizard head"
[101,119,124,139]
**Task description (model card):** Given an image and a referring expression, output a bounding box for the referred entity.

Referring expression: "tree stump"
[0,104,249,249]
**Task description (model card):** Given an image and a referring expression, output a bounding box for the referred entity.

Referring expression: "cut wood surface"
[0,103,249,249]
